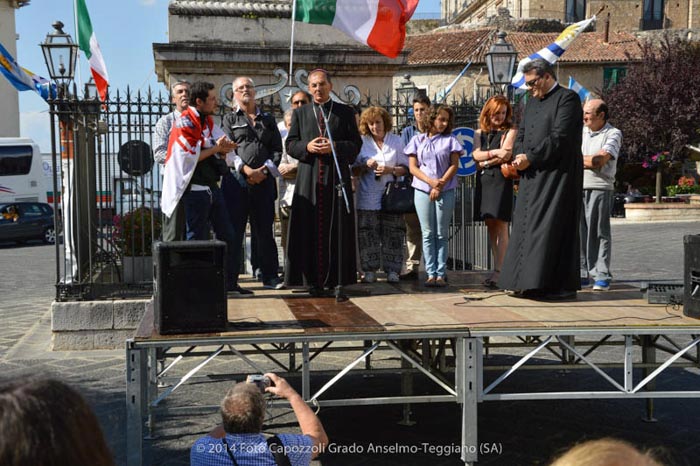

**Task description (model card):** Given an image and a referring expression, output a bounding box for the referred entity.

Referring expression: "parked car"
[0,202,56,244]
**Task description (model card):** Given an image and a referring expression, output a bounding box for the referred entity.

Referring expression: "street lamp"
[395,74,419,129]
[485,31,518,88]
[40,21,78,89]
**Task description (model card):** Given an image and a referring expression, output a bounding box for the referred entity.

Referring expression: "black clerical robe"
[499,85,583,292]
[284,100,361,288]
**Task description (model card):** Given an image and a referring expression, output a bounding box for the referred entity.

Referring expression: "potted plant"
[113,207,161,283]
[666,175,700,200]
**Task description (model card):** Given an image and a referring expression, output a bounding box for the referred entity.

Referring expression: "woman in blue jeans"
[405,105,463,288]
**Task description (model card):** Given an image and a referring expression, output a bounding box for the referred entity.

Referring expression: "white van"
[0,138,47,203]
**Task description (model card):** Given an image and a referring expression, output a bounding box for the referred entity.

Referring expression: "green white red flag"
[76,0,109,101]
[294,0,419,58]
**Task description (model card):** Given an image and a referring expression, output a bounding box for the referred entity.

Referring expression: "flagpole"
[288,0,297,86]
[73,0,82,91]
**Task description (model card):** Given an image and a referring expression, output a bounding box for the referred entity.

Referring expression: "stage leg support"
[458,337,481,465]
[641,335,657,422]
[126,340,147,466]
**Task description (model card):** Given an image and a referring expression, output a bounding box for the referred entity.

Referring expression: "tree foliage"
[603,34,700,162]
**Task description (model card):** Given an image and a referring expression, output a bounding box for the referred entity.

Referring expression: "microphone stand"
[320,106,350,302]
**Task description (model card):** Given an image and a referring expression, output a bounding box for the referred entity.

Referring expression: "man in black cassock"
[498,59,583,300]
[284,69,361,293]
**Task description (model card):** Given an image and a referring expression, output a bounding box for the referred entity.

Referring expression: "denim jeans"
[182,186,240,288]
[414,188,455,278]
[222,172,279,283]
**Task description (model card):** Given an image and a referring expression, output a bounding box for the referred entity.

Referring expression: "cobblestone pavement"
[0,222,699,466]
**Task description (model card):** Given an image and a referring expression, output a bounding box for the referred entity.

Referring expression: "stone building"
[397,28,642,102]
[153,0,408,111]
[442,0,700,32]
[0,0,30,137]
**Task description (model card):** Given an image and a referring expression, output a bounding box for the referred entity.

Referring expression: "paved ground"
[0,221,699,466]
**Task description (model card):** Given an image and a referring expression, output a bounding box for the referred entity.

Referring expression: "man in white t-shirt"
[580,99,622,291]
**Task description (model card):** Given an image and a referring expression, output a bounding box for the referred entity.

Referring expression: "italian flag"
[76,0,109,101]
[295,0,419,58]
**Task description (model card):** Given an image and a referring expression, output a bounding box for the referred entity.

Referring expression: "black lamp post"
[485,31,518,93]
[395,74,419,129]
[41,21,98,288]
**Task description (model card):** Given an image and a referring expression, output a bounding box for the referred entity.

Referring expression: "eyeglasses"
[292,100,308,106]
[235,84,254,92]
[525,76,542,88]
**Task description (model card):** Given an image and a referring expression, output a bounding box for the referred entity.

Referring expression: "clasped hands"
[428,177,446,201]
[215,135,237,153]
[512,153,530,171]
[366,159,392,177]
[306,137,333,155]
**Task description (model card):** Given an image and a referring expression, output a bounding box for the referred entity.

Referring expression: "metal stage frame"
[126,321,700,466]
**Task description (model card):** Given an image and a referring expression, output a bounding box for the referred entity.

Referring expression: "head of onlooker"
[359,106,393,142]
[522,58,557,99]
[170,80,190,113]
[424,104,455,136]
[290,90,310,109]
[550,438,663,466]
[308,69,332,104]
[479,95,513,133]
[412,93,431,132]
[583,99,609,132]
[189,81,218,116]
[220,382,266,434]
[283,108,294,130]
[232,76,257,110]
[0,377,114,466]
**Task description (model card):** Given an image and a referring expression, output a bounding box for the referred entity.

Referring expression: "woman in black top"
[472,95,517,288]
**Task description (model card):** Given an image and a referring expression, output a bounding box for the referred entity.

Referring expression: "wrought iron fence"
[49,88,491,301]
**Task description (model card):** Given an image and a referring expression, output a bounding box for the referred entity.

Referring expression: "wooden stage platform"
[127,272,700,465]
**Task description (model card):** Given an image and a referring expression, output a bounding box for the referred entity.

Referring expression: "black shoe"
[399,270,418,280]
[228,285,254,295]
[263,277,285,290]
[540,290,577,301]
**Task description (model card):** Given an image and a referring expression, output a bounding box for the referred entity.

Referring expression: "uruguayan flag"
[0,42,56,101]
[510,16,596,92]
[568,76,591,101]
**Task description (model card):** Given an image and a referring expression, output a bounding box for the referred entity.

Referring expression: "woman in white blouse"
[354,106,408,283]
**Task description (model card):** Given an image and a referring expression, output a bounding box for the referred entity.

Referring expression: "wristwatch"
[262,167,269,175]
[483,160,490,168]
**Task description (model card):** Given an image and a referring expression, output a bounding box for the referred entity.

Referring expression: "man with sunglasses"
[499,59,583,300]
[222,76,285,291]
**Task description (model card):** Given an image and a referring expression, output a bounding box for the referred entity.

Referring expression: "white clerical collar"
[544,81,558,96]
[314,98,332,106]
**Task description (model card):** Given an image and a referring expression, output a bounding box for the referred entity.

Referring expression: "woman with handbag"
[354,106,409,283]
[406,105,463,288]
[472,95,517,288]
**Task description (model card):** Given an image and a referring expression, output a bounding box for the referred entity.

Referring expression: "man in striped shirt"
[580,99,623,292]
[153,80,190,241]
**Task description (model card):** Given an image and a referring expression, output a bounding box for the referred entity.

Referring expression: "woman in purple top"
[405,105,463,287]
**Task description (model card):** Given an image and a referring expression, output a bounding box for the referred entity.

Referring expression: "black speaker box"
[153,240,228,334]
[684,235,700,318]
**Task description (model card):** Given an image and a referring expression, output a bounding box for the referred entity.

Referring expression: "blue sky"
[13,0,440,152]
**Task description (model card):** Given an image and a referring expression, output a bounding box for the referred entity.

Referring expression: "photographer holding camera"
[191,372,328,466]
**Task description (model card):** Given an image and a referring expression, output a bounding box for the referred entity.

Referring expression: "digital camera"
[246,374,271,392]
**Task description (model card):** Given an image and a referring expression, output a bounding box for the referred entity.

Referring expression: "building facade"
[443,0,700,31]
[153,0,408,112]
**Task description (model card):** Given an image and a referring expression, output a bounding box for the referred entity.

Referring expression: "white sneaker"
[387,271,399,283]
[362,271,377,283]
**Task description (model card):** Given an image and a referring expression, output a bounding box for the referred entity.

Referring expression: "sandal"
[425,276,437,287]
[482,270,500,289]
[435,276,448,288]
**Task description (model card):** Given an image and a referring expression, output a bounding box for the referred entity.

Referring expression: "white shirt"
[354,133,407,211]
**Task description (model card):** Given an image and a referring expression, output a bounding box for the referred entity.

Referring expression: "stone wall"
[51,299,148,350]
